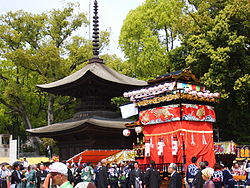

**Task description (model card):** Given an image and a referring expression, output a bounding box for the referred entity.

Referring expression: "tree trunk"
[20,110,32,130]
[47,94,55,125]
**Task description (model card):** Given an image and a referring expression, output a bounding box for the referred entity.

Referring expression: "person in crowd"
[243,159,250,188]
[144,160,161,188]
[211,163,223,188]
[118,163,127,188]
[11,163,22,188]
[94,162,102,187]
[26,165,36,188]
[231,162,244,175]
[192,161,206,188]
[43,162,73,188]
[202,167,215,188]
[61,161,74,185]
[36,164,48,188]
[21,166,29,188]
[221,164,236,188]
[129,161,143,188]
[167,163,182,188]
[95,159,109,188]
[108,163,119,188]
[127,163,135,188]
[81,162,94,184]
[186,156,198,188]
[72,163,82,186]
[0,165,10,188]
[22,158,29,169]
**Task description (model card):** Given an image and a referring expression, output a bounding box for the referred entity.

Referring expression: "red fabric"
[67,150,121,164]
[182,104,216,122]
[139,104,180,125]
[139,121,216,167]
[139,104,216,125]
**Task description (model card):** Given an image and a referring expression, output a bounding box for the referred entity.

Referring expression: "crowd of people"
[0,157,250,188]
[186,157,250,188]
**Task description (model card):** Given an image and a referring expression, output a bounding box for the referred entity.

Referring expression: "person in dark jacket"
[36,164,48,188]
[144,160,161,188]
[222,165,236,188]
[168,163,182,188]
[96,159,109,188]
[11,163,22,188]
[192,162,206,188]
[129,162,144,188]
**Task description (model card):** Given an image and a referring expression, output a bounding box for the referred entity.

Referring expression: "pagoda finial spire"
[89,0,103,63]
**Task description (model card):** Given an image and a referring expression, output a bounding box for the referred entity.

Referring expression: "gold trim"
[144,129,213,137]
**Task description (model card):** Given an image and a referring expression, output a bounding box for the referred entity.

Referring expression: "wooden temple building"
[27,1,147,161]
[123,69,220,167]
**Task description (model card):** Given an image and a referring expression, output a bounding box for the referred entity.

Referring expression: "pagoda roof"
[148,69,200,84]
[37,61,148,97]
[27,116,131,137]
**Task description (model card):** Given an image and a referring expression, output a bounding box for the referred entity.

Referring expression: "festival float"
[122,69,220,167]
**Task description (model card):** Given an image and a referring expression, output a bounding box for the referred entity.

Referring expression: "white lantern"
[197,92,203,97]
[208,93,213,98]
[148,87,154,93]
[184,88,191,93]
[191,90,197,96]
[135,126,142,134]
[123,129,131,137]
[213,92,220,98]
[127,92,133,97]
[203,93,209,98]
[123,92,128,97]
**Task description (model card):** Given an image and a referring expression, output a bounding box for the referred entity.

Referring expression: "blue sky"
[0,0,145,58]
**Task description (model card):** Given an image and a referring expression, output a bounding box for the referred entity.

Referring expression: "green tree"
[119,0,185,80]
[0,3,122,144]
[180,0,250,143]
[120,0,250,143]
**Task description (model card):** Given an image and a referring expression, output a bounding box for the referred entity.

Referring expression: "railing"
[139,163,184,173]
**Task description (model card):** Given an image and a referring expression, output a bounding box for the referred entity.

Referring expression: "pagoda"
[27,0,147,161]
[123,69,220,167]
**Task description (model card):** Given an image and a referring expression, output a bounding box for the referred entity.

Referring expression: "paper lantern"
[123,92,128,97]
[123,129,131,137]
[148,87,154,93]
[213,92,220,98]
[158,84,164,90]
[203,93,209,98]
[197,92,203,97]
[191,90,197,96]
[184,88,191,93]
[135,126,142,134]
[127,92,133,97]
[208,93,213,98]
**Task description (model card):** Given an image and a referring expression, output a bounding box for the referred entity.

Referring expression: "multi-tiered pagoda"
[27,0,147,161]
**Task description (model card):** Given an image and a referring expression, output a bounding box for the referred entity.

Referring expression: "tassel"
[202,133,207,145]
[150,137,154,148]
[191,132,195,145]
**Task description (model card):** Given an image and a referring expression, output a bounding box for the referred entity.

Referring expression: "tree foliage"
[0,3,115,143]
[119,0,185,79]
[120,0,250,143]
[181,0,250,143]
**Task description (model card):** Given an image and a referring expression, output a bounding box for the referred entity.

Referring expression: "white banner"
[9,139,17,164]
[120,103,138,119]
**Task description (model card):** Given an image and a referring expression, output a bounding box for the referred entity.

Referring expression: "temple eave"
[36,63,147,97]
[27,117,132,137]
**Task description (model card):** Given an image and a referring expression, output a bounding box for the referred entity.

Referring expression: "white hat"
[49,162,68,176]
